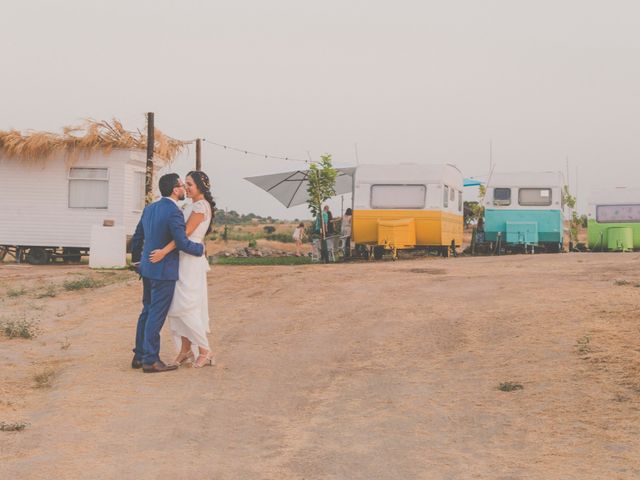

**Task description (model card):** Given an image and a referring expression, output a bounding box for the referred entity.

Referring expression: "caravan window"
[450,187,455,201]
[443,186,449,208]
[68,168,109,209]
[371,185,426,209]
[519,188,552,206]
[596,204,640,223]
[458,190,463,212]
[493,188,511,206]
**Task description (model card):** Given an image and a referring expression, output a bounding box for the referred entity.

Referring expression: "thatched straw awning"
[0,119,186,165]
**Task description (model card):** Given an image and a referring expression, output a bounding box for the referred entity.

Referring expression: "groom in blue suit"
[131,173,204,373]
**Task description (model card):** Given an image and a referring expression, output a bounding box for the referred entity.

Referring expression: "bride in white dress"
[149,171,215,368]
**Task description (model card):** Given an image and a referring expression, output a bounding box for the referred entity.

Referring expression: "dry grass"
[0,118,186,164]
[33,369,56,389]
[0,421,29,432]
[498,382,524,392]
[1,317,40,339]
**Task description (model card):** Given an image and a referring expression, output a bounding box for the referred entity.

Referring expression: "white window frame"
[443,185,449,208]
[68,167,109,209]
[370,184,426,209]
[518,188,552,206]
[493,188,511,206]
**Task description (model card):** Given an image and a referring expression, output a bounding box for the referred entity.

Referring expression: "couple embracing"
[131,171,215,373]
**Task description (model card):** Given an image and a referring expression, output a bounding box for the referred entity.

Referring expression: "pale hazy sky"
[2,1,639,218]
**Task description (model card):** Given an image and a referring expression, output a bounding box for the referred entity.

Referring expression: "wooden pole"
[145,112,155,204]
[196,138,202,171]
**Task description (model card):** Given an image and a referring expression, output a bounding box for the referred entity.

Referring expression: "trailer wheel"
[27,247,50,265]
[63,247,82,263]
[547,242,561,254]
[373,246,384,260]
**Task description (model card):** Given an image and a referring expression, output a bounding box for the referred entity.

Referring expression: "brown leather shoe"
[142,360,178,373]
[131,356,143,369]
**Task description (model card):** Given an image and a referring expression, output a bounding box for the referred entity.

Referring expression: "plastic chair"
[311,239,321,262]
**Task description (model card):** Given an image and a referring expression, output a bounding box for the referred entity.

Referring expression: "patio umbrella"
[244,167,356,208]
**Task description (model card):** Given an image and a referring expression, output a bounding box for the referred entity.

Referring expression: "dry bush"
[1,318,40,339]
[33,369,56,389]
[0,421,29,432]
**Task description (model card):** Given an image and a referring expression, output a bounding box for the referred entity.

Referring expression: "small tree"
[307,154,337,261]
[563,186,580,247]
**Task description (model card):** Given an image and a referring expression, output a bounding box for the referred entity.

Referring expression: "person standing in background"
[292,222,306,256]
[340,208,352,257]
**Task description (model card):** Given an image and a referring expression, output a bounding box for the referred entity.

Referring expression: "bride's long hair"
[187,170,216,235]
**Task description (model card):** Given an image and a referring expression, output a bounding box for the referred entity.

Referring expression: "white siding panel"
[0,149,153,248]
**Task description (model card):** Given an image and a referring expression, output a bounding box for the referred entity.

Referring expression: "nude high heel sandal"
[194,353,215,368]
[174,351,195,366]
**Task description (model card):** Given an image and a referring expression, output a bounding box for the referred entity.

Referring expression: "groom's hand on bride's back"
[149,249,166,263]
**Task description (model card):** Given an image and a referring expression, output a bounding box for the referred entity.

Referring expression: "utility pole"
[145,112,154,204]
[196,138,202,171]
[489,139,493,173]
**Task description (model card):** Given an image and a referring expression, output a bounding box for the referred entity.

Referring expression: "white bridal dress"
[167,199,211,355]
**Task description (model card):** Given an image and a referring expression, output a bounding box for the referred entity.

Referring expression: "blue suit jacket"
[131,197,204,281]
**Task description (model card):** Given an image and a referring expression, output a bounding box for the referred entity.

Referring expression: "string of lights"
[201,139,314,164]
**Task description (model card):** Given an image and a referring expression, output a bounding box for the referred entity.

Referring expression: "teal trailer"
[483,171,565,252]
[587,187,640,251]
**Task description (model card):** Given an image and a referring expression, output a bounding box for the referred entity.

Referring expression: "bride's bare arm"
[149,211,205,263]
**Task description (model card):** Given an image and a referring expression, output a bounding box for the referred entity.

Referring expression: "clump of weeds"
[33,369,56,389]
[498,382,524,392]
[6,286,28,298]
[63,276,105,291]
[576,336,591,356]
[0,318,40,339]
[36,285,58,298]
[0,421,29,432]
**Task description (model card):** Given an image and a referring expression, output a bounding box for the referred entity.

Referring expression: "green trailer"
[587,188,640,251]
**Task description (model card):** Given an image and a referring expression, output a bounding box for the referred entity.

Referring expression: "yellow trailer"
[352,164,464,259]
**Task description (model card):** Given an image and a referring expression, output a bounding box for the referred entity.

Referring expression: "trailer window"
[596,204,640,223]
[443,186,449,208]
[519,188,552,206]
[493,188,511,206]
[371,185,426,209]
[450,187,455,201]
[458,190,463,212]
[69,168,109,209]
[134,171,146,211]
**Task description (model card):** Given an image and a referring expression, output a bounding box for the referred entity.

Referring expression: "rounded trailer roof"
[354,163,462,186]
[487,171,565,188]
[589,187,640,205]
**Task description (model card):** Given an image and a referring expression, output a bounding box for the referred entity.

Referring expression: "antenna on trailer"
[489,139,493,172]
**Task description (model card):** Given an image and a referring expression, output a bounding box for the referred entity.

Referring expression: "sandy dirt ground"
[1,253,639,479]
